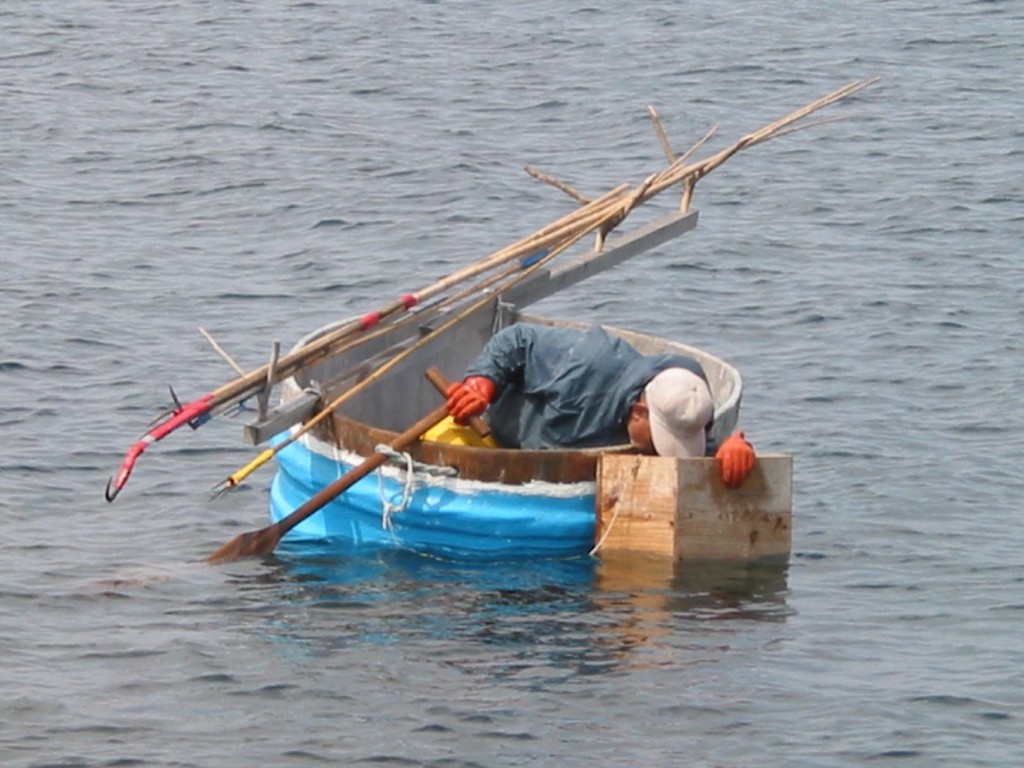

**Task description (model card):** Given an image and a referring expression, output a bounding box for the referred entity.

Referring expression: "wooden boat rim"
[323,411,614,485]
[297,315,741,486]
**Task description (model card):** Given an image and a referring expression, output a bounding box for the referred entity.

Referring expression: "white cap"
[644,368,714,458]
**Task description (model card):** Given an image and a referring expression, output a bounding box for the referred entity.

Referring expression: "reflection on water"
[228,545,790,677]
[592,552,791,667]
[596,551,792,621]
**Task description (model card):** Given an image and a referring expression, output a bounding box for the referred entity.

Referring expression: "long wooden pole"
[646,79,876,205]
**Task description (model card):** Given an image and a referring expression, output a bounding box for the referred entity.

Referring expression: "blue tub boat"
[263,311,742,560]
[241,212,742,560]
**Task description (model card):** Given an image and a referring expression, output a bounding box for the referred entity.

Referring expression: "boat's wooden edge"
[596,454,793,562]
[322,413,606,484]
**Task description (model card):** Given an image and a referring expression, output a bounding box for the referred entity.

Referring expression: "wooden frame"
[596,454,792,562]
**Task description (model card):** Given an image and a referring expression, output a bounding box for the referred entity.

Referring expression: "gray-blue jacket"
[465,323,710,451]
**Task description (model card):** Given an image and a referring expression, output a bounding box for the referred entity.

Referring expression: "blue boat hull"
[269,436,597,560]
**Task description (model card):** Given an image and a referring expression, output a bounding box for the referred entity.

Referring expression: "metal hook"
[104,476,120,503]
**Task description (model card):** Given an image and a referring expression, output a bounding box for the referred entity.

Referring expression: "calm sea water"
[2,1,1023,766]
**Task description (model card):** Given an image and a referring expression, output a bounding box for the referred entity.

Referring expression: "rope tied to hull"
[373,444,457,530]
[589,501,623,557]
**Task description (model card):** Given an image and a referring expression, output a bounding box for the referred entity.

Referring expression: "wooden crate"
[595,454,792,562]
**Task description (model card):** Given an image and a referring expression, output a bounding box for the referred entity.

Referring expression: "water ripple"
[2,1,1023,766]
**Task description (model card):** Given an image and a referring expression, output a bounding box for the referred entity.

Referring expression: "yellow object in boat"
[421,416,496,448]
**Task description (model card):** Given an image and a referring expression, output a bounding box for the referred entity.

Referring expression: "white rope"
[589,501,623,556]
[377,450,414,531]
[373,444,457,530]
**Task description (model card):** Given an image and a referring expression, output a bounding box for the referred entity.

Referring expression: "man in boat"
[444,323,756,487]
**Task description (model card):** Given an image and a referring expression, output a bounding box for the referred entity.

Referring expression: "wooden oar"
[206,401,450,563]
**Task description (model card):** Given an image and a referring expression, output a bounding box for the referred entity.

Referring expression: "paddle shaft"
[206,401,450,563]
[424,367,491,439]
[275,401,450,534]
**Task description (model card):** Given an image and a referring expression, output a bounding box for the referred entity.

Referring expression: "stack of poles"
[106,78,876,502]
[213,225,597,492]
[105,182,631,500]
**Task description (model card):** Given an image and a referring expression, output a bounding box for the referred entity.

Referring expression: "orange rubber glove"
[716,431,755,488]
[445,376,498,425]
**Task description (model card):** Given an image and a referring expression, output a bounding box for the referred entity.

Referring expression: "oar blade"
[206,526,282,564]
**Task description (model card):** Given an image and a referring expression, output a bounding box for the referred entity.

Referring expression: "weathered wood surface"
[322,412,605,484]
[500,210,698,310]
[596,454,792,562]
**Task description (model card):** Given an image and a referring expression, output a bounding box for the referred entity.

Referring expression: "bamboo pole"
[524,165,591,204]
[647,105,677,165]
[649,79,877,201]
[108,78,876,501]
[198,327,246,376]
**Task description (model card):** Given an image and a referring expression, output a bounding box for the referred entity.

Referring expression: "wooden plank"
[596,454,681,558]
[674,454,792,561]
[596,454,792,562]
[500,210,698,310]
[242,391,320,446]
